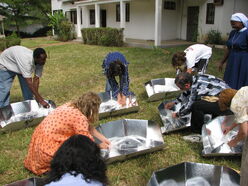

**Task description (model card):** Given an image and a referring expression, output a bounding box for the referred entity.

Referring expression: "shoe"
[183,134,202,143]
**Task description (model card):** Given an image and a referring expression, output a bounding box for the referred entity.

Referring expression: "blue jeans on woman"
[0,70,33,108]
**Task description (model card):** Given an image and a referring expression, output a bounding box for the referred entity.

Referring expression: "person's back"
[45,173,103,186]
[172,44,212,74]
[0,46,34,77]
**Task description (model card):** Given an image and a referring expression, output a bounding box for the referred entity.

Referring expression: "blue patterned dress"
[224,28,248,90]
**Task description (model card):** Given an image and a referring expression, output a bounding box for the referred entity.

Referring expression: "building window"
[53,9,63,14]
[164,1,176,10]
[206,3,215,24]
[90,9,95,25]
[116,3,130,22]
[116,4,120,22]
[126,3,130,22]
[65,10,77,24]
[80,9,83,24]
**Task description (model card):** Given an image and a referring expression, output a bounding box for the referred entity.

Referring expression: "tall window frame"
[90,9,95,25]
[206,3,215,24]
[116,3,130,22]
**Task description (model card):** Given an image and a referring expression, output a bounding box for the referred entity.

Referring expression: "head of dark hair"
[33,48,46,59]
[172,52,186,67]
[107,60,125,78]
[38,135,108,185]
[175,72,193,88]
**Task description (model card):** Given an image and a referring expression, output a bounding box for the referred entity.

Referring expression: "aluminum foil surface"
[98,92,139,119]
[202,115,243,157]
[0,100,56,132]
[145,78,180,102]
[96,119,165,163]
[148,162,240,186]
[158,100,191,134]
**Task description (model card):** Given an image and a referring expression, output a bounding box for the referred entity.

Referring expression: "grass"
[0,39,241,185]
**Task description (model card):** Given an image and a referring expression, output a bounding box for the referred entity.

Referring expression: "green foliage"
[205,30,224,45]
[0,32,21,51]
[81,27,124,46]
[48,12,75,41]
[47,11,66,34]
[0,0,51,36]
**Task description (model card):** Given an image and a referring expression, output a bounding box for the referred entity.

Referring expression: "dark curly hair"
[37,135,108,185]
[107,60,126,92]
[33,48,46,58]
[171,52,186,67]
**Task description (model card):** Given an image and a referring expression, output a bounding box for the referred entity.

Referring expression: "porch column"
[154,0,162,46]
[82,6,90,28]
[95,3,100,28]
[76,6,82,38]
[120,0,125,28]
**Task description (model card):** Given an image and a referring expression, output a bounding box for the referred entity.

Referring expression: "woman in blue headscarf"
[219,13,248,90]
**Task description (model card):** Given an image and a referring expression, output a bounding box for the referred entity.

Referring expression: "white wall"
[194,0,248,42]
[51,0,76,13]
[52,0,248,42]
[162,0,180,40]
[83,0,156,40]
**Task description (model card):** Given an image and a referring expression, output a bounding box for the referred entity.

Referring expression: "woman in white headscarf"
[219,13,248,90]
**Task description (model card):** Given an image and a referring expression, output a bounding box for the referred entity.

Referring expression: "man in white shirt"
[0,46,49,108]
[172,44,212,74]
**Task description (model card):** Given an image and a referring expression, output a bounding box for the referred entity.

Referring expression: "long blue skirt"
[224,50,248,90]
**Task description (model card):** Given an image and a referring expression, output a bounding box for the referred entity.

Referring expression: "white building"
[51,0,248,46]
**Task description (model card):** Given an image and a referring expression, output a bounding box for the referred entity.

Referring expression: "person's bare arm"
[25,77,49,107]
[186,68,193,74]
[228,122,248,147]
[33,76,39,92]
[89,126,111,149]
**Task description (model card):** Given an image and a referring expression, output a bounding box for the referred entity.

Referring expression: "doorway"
[186,6,199,42]
[101,9,107,27]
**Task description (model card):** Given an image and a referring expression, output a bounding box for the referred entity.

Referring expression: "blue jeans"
[0,70,33,108]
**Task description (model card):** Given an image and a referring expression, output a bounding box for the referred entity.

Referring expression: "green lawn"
[0,39,240,185]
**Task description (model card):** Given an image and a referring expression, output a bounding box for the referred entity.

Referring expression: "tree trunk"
[14,19,20,36]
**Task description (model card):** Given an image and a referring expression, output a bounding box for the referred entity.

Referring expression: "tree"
[0,0,51,36]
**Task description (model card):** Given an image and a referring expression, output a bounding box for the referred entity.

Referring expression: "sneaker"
[183,134,202,143]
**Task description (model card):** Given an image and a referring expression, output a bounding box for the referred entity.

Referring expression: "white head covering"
[231,13,248,28]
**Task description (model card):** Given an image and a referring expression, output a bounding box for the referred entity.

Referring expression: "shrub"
[57,20,75,41]
[81,27,124,47]
[205,30,224,45]
[0,32,21,51]
[48,12,75,41]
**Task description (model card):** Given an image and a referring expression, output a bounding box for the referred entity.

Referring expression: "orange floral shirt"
[24,103,93,175]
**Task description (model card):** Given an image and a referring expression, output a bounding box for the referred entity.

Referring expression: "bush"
[57,20,75,41]
[205,30,224,45]
[81,27,124,47]
[0,32,21,51]
[48,12,75,41]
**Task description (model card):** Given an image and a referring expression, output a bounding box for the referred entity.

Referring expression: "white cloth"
[230,86,248,123]
[45,173,103,186]
[231,13,248,28]
[0,46,43,78]
[184,44,212,69]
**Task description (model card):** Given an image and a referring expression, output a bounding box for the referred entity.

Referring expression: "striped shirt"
[176,74,230,117]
